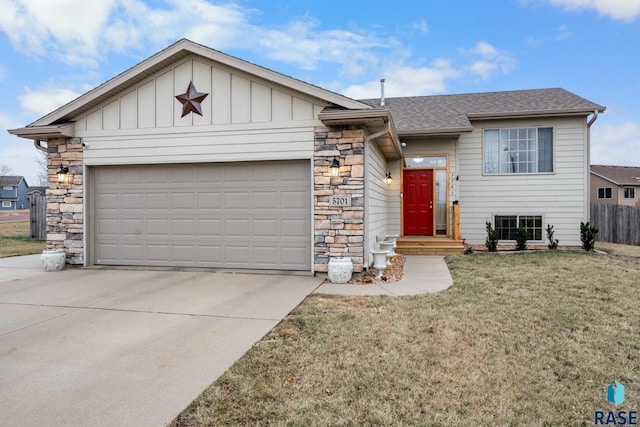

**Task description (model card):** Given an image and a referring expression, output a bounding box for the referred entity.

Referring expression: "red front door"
[403,169,434,235]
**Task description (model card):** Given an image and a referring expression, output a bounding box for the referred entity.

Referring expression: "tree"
[0,163,13,187]
[35,149,49,186]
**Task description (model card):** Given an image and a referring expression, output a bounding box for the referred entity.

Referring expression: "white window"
[2,201,11,208]
[2,186,13,190]
[494,215,543,241]
[484,128,553,174]
[598,187,612,199]
[624,187,635,199]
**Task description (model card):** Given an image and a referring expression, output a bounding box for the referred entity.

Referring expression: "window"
[484,127,553,174]
[2,201,11,208]
[2,186,13,190]
[494,215,543,241]
[624,187,635,199]
[598,187,612,199]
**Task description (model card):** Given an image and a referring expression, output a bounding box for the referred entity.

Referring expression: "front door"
[403,169,434,235]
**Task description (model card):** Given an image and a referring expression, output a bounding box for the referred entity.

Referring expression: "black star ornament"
[175,81,209,117]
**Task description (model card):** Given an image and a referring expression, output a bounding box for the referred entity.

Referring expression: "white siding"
[366,140,387,267]
[74,55,328,166]
[458,117,588,246]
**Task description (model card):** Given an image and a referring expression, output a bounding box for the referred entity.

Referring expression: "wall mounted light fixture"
[330,158,340,177]
[384,172,393,185]
[57,166,69,184]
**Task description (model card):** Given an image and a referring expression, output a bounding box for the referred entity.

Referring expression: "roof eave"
[8,123,75,140]
[468,107,606,121]
[30,39,370,127]
[398,127,473,137]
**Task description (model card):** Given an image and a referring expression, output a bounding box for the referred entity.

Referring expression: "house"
[0,176,30,210]
[7,39,605,271]
[590,165,640,207]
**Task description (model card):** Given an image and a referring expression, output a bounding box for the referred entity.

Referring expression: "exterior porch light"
[384,172,393,185]
[330,158,340,177]
[57,166,69,184]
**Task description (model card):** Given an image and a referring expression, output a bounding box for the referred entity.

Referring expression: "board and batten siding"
[457,117,589,246]
[74,55,327,166]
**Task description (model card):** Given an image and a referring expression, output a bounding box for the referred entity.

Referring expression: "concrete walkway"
[315,255,453,296]
[0,254,452,426]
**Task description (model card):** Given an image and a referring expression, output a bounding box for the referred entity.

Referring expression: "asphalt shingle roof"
[0,176,25,186]
[591,165,640,185]
[359,88,605,134]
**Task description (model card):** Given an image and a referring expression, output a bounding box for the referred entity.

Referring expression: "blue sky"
[1,0,639,185]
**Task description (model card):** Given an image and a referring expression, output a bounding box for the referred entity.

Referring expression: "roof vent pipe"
[380,78,385,106]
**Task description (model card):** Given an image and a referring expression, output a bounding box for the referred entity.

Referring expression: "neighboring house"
[0,176,29,210]
[590,165,640,207]
[7,39,605,271]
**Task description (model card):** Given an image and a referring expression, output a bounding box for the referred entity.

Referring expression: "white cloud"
[591,122,640,166]
[546,0,640,22]
[19,86,81,117]
[412,19,429,35]
[460,41,517,80]
[342,59,461,99]
[0,112,42,185]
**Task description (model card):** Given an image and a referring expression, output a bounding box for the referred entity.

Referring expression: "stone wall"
[46,137,84,265]
[314,126,365,273]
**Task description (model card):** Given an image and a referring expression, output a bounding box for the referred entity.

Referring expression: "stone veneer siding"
[46,137,84,265]
[314,126,365,273]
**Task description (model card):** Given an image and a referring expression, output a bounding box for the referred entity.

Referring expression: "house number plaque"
[330,194,351,207]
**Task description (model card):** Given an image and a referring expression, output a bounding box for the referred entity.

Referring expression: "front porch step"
[395,237,465,255]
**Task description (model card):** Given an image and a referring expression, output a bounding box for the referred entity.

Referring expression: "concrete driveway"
[0,255,322,426]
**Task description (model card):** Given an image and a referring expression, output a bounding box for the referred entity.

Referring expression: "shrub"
[580,221,598,251]
[546,224,559,250]
[515,227,528,251]
[485,221,499,252]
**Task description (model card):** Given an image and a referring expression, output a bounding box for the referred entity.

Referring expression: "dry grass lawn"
[172,250,640,426]
[0,220,45,257]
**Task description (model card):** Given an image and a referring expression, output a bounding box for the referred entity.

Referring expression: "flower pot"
[41,249,66,272]
[378,241,395,265]
[327,257,353,284]
[384,234,399,255]
[370,250,388,279]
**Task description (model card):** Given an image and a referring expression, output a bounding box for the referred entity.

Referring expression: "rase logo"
[594,381,637,425]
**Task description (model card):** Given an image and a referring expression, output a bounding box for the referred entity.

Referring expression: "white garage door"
[92,160,311,270]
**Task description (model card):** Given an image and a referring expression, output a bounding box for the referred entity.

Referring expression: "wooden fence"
[30,195,46,240]
[590,202,640,245]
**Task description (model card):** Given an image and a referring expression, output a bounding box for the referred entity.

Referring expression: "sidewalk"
[314,255,453,296]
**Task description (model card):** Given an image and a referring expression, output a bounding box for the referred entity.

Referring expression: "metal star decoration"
[175,81,209,117]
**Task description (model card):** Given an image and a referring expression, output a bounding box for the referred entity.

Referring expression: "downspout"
[363,120,392,270]
[33,140,47,152]
[586,110,600,221]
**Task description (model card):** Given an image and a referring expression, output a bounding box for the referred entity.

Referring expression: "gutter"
[586,110,600,221]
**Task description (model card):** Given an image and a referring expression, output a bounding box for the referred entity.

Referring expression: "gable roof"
[0,176,26,186]
[591,165,640,186]
[359,88,606,136]
[12,39,370,136]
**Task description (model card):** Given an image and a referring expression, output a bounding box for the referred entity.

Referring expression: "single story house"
[591,165,640,207]
[0,176,30,210]
[8,39,605,273]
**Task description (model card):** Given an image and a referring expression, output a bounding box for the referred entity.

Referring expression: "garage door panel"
[93,161,311,270]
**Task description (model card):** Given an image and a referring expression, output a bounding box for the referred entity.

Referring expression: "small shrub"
[546,224,559,250]
[485,221,499,252]
[515,227,528,251]
[580,221,598,251]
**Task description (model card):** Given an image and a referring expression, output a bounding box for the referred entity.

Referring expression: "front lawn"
[171,251,640,426]
[0,220,45,257]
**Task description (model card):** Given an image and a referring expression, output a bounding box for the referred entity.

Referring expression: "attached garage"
[89,160,311,271]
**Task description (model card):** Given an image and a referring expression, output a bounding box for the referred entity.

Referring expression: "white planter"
[327,257,353,284]
[384,234,399,255]
[370,250,388,279]
[378,241,395,265]
[41,249,66,272]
